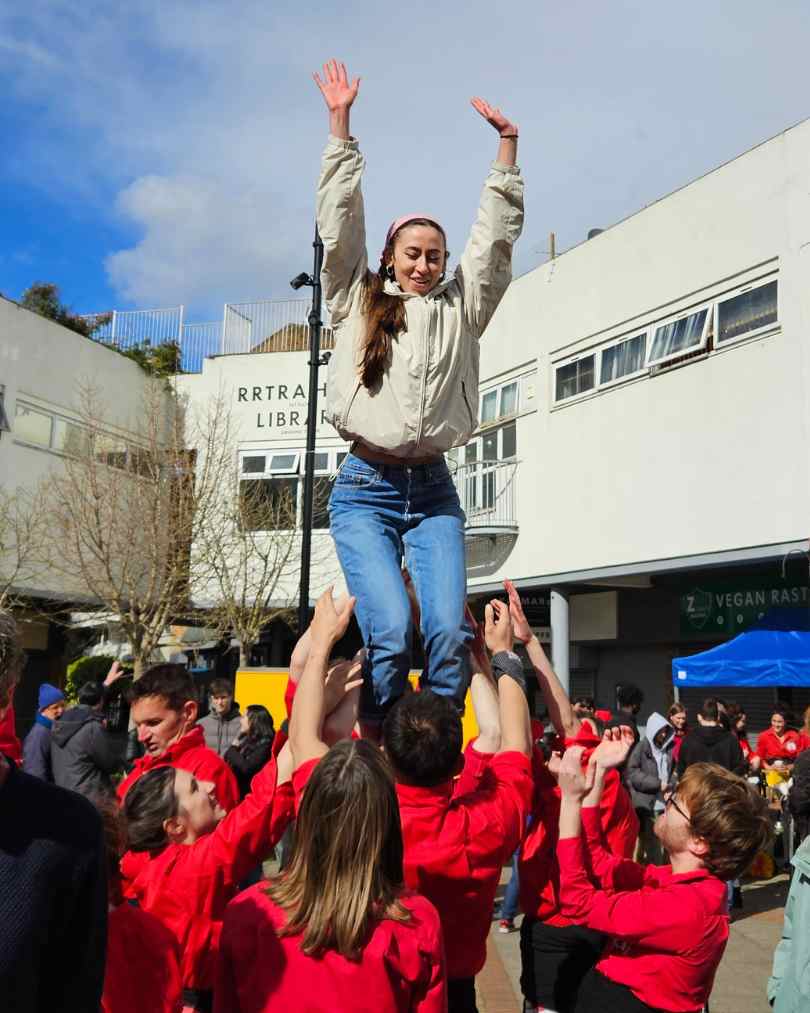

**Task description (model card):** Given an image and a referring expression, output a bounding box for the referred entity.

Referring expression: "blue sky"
[2,1,810,323]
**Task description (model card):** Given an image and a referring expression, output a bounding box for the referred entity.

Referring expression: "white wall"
[472,118,810,587]
[0,297,167,597]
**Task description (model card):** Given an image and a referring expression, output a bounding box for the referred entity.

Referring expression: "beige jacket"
[318,136,524,459]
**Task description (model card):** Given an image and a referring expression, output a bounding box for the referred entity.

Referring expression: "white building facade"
[5,116,810,734]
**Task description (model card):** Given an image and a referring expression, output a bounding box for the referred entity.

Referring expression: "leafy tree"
[20,282,110,338]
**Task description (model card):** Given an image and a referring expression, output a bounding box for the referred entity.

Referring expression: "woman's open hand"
[471,97,518,138]
[314,60,360,113]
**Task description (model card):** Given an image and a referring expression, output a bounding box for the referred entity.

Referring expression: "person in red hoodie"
[500,581,638,1013]
[556,729,771,1013]
[216,588,446,1013]
[120,728,297,1011]
[380,595,533,1013]
[117,664,239,812]
[97,796,183,1013]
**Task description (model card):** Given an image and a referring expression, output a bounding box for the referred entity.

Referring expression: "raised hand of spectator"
[484,598,514,655]
[590,725,635,771]
[466,604,492,679]
[558,745,595,801]
[309,588,356,652]
[323,658,363,718]
[503,580,532,645]
[103,660,125,687]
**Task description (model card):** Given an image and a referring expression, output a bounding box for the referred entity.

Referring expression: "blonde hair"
[678,762,771,880]
[267,739,409,958]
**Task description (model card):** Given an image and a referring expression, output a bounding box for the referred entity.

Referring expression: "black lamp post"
[291,224,329,635]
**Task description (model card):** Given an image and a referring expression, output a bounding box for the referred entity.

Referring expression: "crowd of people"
[3,583,809,1013]
[2,58,810,1013]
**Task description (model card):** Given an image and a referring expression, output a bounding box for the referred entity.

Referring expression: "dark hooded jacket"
[676,723,746,776]
[51,706,122,800]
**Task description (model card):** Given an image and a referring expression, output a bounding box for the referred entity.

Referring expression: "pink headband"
[384,213,446,249]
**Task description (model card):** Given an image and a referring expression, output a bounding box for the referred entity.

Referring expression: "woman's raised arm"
[313,59,368,324]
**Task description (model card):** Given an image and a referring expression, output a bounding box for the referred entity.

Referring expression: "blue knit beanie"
[38,683,65,711]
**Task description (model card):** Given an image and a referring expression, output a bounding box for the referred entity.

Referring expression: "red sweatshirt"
[294,750,532,982]
[557,806,728,1012]
[215,885,445,1013]
[117,725,239,811]
[519,730,638,925]
[756,728,804,764]
[103,902,183,1013]
[0,705,22,764]
[396,751,532,980]
[120,758,294,993]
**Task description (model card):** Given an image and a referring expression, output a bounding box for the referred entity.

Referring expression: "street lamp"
[290,224,330,635]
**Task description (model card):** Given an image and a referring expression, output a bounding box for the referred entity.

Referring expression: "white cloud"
[2,1,810,317]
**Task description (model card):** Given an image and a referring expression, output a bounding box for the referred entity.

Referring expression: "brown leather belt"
[351,441,441,468]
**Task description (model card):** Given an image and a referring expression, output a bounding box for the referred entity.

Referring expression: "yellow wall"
[235,668,479,746]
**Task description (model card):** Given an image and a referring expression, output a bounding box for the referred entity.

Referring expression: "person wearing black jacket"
[51,681,123,800]
[677,697,746,776]
[224,704,275,797]
[0,610,108,1013]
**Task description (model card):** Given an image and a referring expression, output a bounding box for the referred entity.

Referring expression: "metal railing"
[179,322,221,373]
[83,299,335,373]
[222,299,333,355]
[451,459,519,534]
[82,307,184,349]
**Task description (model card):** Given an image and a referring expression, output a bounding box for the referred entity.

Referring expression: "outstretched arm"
[485,599,531,757]
[467,605,501,754]
[505,580,579,740]
[313,59,368,324]
[289,588,361,770]
[314,59,360,140]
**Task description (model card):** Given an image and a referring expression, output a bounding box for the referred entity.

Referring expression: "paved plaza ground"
[476,873,789,1013]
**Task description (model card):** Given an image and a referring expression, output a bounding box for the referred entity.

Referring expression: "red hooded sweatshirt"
[0,705,22,764]
[103,902,183,1013]
[120,757,294,994]
[519,725,638,924]
[117,725,239,812]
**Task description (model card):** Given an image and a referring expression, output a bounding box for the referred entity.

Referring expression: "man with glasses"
[555,728,770,1013]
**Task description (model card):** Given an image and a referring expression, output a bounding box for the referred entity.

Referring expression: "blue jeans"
[328,452,472,719]
[499,850,520,921]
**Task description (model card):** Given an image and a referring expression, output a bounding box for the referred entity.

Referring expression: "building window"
[14,403,53,447]
[555,355,595,401]
[238,448,346,532]
[647,307,709,365]
[600,332,646,384]
[717,280,777,344]
[52,417,91,456]
[480,379,521,425]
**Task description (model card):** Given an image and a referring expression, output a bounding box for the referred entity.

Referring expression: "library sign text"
[236,381,329,433]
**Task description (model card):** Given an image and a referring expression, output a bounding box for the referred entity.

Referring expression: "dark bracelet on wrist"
[492,650,527,693]
[500,133,519,139]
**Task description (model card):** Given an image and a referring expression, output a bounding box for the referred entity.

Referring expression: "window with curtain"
[600,332,646,384]
[718,280,777,344]
[555,355,595,401]
[648,308,709,364]
[14,403,52,447]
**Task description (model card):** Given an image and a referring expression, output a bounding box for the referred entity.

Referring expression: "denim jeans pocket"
[333,454,381,489]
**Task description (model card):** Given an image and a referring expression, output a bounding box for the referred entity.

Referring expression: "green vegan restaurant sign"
[680,582,809,635]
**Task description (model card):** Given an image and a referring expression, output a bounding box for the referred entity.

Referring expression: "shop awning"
[672,608,810,688]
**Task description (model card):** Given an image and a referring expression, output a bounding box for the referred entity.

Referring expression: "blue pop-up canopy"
[672,608,810,688]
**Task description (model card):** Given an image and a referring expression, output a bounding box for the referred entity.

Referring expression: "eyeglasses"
[664,791,690,823]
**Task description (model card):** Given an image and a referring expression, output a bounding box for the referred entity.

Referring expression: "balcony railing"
[451,459,519,535]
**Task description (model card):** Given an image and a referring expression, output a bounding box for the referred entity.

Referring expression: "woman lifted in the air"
[315,59,524,724]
